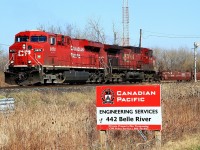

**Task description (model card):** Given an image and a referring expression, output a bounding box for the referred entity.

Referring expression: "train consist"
[4,30,157,85]
[4,30,199,85]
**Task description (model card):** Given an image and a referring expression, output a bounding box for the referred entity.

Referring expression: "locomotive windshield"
[31,36,47,42]
[15,36,29,42]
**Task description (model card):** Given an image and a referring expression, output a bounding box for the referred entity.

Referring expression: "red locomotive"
[4,30,156,85]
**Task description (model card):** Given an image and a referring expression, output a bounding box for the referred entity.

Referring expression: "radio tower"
[122,0,129,46]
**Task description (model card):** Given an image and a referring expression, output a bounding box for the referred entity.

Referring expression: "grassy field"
[162,133,200,150]
[0,81,200,149]
[0,72,7,87]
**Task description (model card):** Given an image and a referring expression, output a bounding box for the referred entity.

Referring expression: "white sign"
[96,85,162,130]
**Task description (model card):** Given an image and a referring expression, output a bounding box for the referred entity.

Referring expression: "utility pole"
[112,23,117,45]
[194,42,199,82]
[139,29,142,48]
[114,32,117,45]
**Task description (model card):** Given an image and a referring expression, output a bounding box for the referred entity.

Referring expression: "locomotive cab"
[5,30,49,85]
[10,34,46,66]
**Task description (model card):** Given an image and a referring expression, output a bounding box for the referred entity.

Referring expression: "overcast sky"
[1,0,200,50]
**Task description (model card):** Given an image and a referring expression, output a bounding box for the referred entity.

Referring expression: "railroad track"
[0,81,191,93]
[0,82,147,93]
[0,84,97,93]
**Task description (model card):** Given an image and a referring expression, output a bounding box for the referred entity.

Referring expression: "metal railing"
[0,98,15,113]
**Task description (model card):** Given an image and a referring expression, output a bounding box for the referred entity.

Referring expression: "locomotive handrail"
[99,57,110,75]
[31,54,42,66]
[108,59,113,74]
[4,55,14,71]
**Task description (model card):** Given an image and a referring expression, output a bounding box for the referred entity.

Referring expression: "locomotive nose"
[9,42,43,67]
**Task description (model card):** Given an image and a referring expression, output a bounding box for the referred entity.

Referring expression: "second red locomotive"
[4,30,156,85]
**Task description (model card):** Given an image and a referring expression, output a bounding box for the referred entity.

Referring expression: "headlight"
[22,44,26,49]
[34,49,42,52]
[10,60,14,64]
[28,60,31,64]
[9,50,15,53]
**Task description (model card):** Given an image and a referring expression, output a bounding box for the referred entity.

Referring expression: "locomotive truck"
[4,30,157,85]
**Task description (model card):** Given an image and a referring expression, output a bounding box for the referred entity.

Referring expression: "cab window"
[31,36,47,42]
[50,37,56,45]
[15,36,29,42]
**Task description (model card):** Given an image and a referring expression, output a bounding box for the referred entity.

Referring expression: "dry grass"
[0,82,199,149]
[161,83,200,142]
[0,91,98,150]
[0,72,8,87]
[162,133,200,150]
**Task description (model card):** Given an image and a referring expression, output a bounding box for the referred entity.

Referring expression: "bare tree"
[112,22,122,45]
[48,25,58,33]
[153,48,165,71]
[153,47,194,72]
[37,24,46,31]
[64,24,73,37]
[37,24,63,34]
[37,17,107,43]
[0,48,8,71]
[84,18,106,43]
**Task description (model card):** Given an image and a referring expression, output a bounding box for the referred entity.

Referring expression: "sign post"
[100,130,107,150]
[155,130,161,149]
[96,85,162,148]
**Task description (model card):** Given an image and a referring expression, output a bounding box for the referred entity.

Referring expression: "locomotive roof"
[123,46,141,49]
[123,46,153,51]
[16,30,51,36]
[104,44,122,51]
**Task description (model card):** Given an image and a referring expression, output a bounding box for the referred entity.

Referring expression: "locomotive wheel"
[96,73,104,83]
[15,72,28,85]
[96,77,103,83]
[103,77,110,84]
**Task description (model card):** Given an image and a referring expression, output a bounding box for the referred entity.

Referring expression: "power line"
[146,34,200,39]
[143,30,200,39]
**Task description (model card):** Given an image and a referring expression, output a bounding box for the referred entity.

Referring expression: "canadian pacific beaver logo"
[101,89,114,104]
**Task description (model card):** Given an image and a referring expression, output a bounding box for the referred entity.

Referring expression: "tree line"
[0,49,8,71]
[153,47,198,72]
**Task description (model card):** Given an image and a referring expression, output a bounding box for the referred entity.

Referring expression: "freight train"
[159,71,200,82]
[4,30,158,85]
